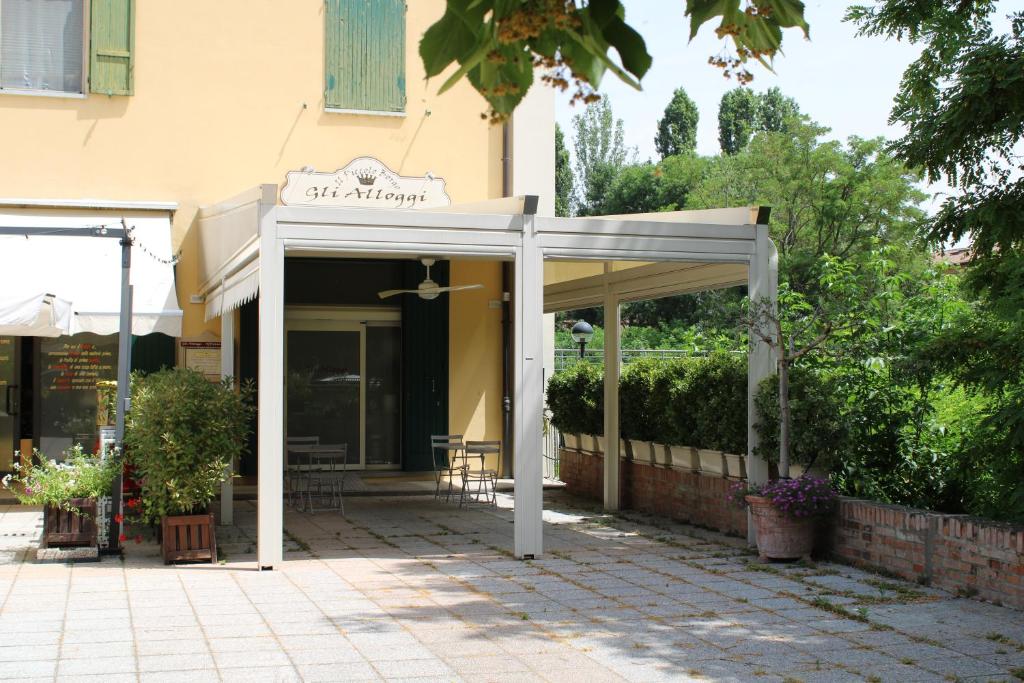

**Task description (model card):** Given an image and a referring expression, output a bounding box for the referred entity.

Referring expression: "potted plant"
[729,476,837,560]
[546,361,603,455]
[125,368,253,564]
[2,445,119,548]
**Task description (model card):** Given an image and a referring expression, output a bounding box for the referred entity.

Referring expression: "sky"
[554,1,945,210]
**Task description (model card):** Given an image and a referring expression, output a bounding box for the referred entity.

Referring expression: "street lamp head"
[570,320,594,345]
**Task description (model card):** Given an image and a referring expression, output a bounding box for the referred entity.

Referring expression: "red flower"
[118,533,128,542]
[134,535,143,544]
[113,513,124,524]
[125,498,138,509]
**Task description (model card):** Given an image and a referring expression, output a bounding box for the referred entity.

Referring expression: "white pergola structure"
[197,187,777,569]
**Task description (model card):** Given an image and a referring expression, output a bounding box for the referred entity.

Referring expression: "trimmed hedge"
[549,354,839,469]
[546,361,603,436]
[549,353,747,453]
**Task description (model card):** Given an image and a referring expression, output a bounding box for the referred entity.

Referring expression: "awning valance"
[0,210,183,337]
[204,259,259,321]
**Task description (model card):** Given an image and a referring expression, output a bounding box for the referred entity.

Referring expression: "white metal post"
[220,309,235,526]
[603,287,621,511]
[257,223,284,570]
[747,224,778,544]
[513,215,544,559]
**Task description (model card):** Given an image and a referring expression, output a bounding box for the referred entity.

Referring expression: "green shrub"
[686,353,747,453]
[620,358,663,441]
[2,444,120,512]
[546,361,603,435]
[754,367,847,471]
[125,368,254,525]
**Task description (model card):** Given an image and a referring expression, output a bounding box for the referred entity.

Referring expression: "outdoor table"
[286,444,348,513]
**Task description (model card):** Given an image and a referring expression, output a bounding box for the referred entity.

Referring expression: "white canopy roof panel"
[0,293,72,337]
[0,209,183,337]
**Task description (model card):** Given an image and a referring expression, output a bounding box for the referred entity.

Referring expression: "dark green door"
[401,260,448,471]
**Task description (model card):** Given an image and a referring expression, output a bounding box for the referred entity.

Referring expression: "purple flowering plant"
[727,475,837,518]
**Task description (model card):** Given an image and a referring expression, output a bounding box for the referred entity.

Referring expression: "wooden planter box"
[161,513,218,564]
[43,498,97,548]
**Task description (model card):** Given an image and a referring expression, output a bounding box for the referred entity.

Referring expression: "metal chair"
[430,434,466,502]
[461,441,500,507]
[285,436,319,509]
[312,444,348,515]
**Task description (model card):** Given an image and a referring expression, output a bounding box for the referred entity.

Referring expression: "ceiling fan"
[377,258,483,300]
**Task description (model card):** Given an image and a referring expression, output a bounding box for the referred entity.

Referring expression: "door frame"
[284,306,401,470]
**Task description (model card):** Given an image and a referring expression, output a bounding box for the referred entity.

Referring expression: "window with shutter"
[324,0,406,114]
[89,0,134,95]
[0,0,85,95]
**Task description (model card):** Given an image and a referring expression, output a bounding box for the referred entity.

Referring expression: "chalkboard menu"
[39,333,117,457]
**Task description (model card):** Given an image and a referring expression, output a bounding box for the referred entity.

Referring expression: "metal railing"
[542,420,561,481]
[554,347,713,372]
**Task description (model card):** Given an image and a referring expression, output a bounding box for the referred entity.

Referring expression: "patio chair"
[461,441,500,508]
[311,443,348,515]
[285,436,319,509]
[430,434,466,502]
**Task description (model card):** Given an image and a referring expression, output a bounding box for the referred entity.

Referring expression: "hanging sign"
[280,157,450,210]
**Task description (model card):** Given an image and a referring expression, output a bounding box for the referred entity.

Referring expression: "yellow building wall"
[0,0,502,339]
[448,260,505,473]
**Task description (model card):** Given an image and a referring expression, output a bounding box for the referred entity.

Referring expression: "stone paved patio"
[1,493,1023,682]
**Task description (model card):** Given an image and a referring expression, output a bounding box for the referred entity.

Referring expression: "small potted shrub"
[729,476,837,560]
[125,368,253,564]
[2,445,119,548]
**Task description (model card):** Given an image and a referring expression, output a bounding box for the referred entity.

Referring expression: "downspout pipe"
[501,123,514,478]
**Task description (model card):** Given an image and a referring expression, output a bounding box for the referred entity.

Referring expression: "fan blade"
[377,288,420,299]
[435,284,484,294]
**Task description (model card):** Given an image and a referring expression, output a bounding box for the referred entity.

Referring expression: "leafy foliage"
[2,445,120,512]
[555,123,574,216]
[125,369,254,525]
[546,360,603,435]
[419,0,809,121]
[655,87,699,158]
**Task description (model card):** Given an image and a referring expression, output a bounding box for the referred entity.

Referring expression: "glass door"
[286,322,363,467]
[0,337,19,470]
[285,309,402,470]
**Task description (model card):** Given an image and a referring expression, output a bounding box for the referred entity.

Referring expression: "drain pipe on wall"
[501,123,514,478]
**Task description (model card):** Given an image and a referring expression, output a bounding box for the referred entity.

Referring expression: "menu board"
[39,334,118,456]
[181,340,221,381]
[44,340,115,392]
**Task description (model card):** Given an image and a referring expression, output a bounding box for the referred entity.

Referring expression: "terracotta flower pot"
[746,495,816,561]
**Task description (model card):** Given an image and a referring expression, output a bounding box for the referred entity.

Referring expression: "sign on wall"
[280,157,451,210]
[180,340,221,382]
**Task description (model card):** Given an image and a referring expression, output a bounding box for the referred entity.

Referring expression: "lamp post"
[570,320,594,360]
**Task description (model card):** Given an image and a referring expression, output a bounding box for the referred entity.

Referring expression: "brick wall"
[559,449,747,538]
[830,497,1024,609]
[560,449,1024,608]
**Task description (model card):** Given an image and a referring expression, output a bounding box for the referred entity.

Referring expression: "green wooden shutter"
[90,0,135,95]
[325,0,406,112]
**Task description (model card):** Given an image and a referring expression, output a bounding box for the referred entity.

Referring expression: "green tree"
[572,97,632,216]
[555,123,574,217]
[718,88,759,154]
[690,118,928,290]
[847,2,1024,517]
[718,86,802,154]
[655,87,699,158]
[595,153,709,216]
[419,1,810,121]
[757,86,800,132]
